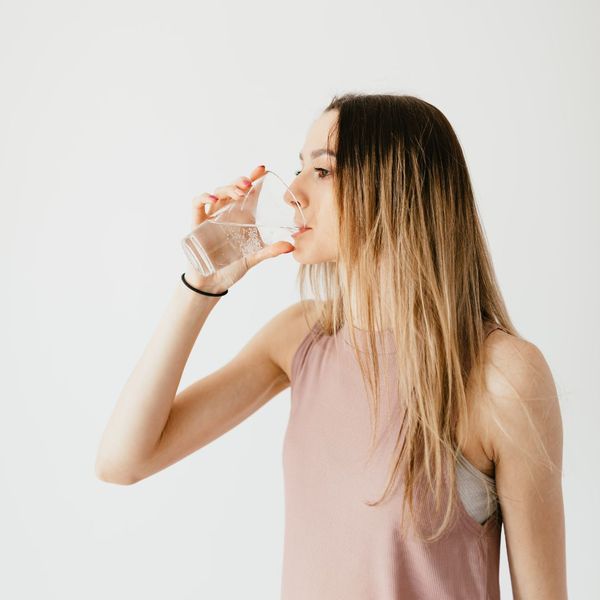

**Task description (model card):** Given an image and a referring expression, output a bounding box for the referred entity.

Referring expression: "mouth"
[291,226,312,239]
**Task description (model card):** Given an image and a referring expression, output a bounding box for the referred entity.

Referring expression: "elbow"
[95,457,139,486]
[96,470,138,486]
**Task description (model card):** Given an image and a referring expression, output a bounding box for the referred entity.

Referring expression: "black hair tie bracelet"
[181,273,228,297]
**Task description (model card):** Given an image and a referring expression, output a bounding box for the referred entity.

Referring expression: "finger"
[234,175,253,191]
[212,183,247,200]
[231,166,266,192]
[191,192,219,225]
[236,165,265,187]
[205,166,267,221]
[193,232,293,291]
[216,164,267,200]
[248,165,266,181]
[203,185,243,219]
[192,192,219,210]
[245,240,295,269]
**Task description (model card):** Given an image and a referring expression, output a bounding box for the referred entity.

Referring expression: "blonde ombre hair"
[297,93,523,542]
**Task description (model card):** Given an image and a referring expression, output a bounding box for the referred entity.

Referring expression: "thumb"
[245,241,295,269]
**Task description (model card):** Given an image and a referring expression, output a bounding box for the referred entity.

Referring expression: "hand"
[184,165,295,293]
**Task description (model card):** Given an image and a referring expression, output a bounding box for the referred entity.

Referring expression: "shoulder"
[262,299,322,383]
[478,328,563,469]
[479,330,567,596]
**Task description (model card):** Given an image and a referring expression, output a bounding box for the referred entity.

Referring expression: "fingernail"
[209,194,218,201]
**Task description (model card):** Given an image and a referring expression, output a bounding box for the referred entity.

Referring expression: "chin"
[290,249,337,265]
[289,233,337,263]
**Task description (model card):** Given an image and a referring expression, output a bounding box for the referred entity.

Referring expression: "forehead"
[300,109,338,158]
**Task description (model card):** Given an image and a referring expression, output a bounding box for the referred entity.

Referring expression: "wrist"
[182,269,228,296]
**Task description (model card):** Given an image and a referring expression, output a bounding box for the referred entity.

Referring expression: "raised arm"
[95,165,296,484]
[95,279,222,484]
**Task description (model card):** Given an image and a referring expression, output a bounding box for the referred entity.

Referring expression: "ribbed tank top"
[281,321,503,599]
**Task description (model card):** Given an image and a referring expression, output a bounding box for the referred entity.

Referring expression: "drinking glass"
[181,170,306,277]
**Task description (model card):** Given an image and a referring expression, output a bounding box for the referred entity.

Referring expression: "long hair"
[297,93,521,541]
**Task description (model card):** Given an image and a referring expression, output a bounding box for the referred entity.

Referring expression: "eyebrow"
[299,148,337,160]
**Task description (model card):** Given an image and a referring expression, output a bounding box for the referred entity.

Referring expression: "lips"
[291,226,312,239]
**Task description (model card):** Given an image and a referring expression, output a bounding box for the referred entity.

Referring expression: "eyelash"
[294,167,330,179]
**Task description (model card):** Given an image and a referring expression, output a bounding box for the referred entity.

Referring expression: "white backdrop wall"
[1,1,598,598]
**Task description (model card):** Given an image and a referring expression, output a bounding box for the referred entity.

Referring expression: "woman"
[96,93,567,599]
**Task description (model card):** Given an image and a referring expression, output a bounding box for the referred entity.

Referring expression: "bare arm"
[481,334,567,599]
[95,276,224,484]
[95,164,296,484]
[125,301,303,484]
[96,292,304,484]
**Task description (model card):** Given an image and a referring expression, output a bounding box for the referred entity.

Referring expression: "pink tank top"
[281,321,502,599]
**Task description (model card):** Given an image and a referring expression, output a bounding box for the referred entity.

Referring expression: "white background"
[1,1,598,598]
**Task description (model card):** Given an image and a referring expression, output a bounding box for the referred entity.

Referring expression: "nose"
[284,183,307,215]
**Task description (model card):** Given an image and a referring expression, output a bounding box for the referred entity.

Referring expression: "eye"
[294,168,330,179]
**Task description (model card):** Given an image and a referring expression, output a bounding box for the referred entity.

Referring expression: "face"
[287,109,339,264]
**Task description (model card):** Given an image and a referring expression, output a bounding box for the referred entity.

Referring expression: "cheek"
[322,211,338,243]
[310,222,338,257]
[316,197,336,229]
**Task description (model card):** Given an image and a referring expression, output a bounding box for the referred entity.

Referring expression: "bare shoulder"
[263,299,322,384]
[479,330,566,596]
[476,328,563,468]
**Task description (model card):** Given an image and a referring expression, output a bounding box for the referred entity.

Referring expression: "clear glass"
[181,170,306,277]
